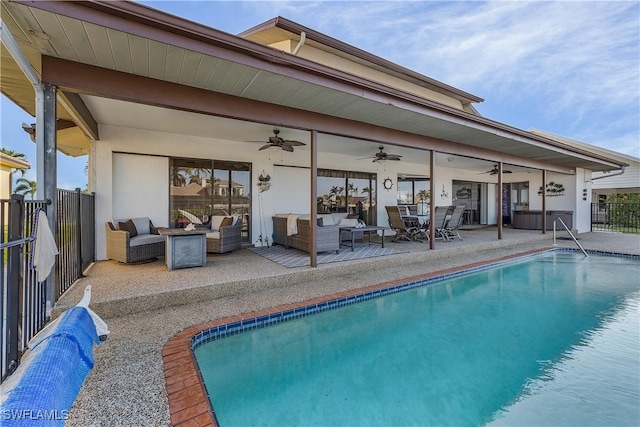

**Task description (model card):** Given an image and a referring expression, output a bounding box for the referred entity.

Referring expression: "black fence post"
[6,194,25,375]
[75,188,84,279]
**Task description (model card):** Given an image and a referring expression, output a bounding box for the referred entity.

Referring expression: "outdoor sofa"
[272,212,362,254]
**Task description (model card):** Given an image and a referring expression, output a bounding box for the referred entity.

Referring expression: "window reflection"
[317,169,377,225]
[170,158,251,242]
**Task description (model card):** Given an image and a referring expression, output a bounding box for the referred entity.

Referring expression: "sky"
[1,0,638,191]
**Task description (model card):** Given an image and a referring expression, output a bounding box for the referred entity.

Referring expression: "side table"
[159,229,207,270]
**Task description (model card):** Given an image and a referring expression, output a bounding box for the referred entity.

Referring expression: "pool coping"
[161,247,637,426]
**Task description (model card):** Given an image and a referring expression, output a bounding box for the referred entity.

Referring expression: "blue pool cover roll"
[1,307,100,426]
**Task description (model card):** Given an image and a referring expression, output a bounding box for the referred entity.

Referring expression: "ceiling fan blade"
[283,140,306,146]
[281,144,294,152]
[258,144,273,151]
[386,155,402,161]
[357,156,375,160]
[269,136,283,144]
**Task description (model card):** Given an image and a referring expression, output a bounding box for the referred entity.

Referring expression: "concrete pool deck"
[59,228,639,426]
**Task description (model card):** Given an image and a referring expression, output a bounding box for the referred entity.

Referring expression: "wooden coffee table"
[339,225,387,251]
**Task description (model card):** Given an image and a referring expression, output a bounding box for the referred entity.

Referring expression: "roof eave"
[239,16,484,105]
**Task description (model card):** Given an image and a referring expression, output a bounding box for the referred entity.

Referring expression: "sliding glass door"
[317,169,377,225]
[214,161,251,242]
[452,180,483,225]
[170,158,212,227]
[170,158,251,243]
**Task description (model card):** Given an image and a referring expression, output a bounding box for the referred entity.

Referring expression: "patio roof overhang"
[0,0,628,173]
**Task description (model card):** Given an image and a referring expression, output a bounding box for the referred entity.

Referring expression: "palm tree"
[14,177,37,199]
[0,147,30,193]
[416,189,430,202]
[171,168,188,186]
[329,185,345,211]
[348,182,358,196]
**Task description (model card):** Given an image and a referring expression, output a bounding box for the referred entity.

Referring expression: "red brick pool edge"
[162,247,551,426]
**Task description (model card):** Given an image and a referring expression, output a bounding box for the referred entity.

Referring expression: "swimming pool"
[193,250,639,426]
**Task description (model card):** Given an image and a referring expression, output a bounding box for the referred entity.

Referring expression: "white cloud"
[302,1,639,155]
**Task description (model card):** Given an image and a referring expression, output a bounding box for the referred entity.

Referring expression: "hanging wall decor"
[257,171,271,193]
[538,182,565,197]
[440,184,449,199]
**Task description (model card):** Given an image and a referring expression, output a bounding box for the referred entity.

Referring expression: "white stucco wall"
[112,153,169,224]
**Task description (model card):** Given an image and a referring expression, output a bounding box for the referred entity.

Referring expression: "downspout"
[1,20,57,317]
[0,21,45,166]
[590,165,627,181]
[292,31,307,55]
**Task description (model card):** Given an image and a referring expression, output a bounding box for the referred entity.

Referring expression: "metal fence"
[56,189,96,296]
[1,189,95,381]
[591,202,640,234]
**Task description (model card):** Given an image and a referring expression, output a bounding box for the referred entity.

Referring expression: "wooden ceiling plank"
[148,40,167,80]
[192,55,219,88]
[177,50,203,86]
[106,29,132,73]
[163,44,185,83]
[129,34,150,77]
[84,22,116,70]
[57,15,96,65]
[30,9,76,59]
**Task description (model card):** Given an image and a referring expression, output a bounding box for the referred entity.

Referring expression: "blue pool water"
[194,251,640,426]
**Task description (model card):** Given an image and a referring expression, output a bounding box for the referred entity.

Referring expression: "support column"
[429,150,435,249]
[41,83,58,313]
[309,130,318,268]
[541,169,547,234]
[497,162,503,240]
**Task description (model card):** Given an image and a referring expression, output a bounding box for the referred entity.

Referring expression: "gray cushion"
[131,217,151,235]
[130,234,165,247]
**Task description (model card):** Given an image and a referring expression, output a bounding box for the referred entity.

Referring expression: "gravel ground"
[58,228,638,426]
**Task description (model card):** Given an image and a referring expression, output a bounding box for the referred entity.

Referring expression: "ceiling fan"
[480,164,513,175]
[252,129,305,152]
[359,146,402,162]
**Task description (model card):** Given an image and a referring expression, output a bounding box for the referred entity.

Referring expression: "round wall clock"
[383,177,393,190]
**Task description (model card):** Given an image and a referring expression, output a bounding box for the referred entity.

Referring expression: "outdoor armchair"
[105,217,165,263]
[206,216,242,254]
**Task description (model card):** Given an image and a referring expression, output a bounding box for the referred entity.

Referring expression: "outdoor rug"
[248,244,408,268]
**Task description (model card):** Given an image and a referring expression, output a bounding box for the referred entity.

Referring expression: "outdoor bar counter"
[512,210,573,230]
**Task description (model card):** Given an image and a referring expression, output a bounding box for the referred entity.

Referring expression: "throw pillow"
[220,216,233,228]
[210,215,226,231]
[338,218,359,227]
[118,219,138,237]
[319,214,334,225]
